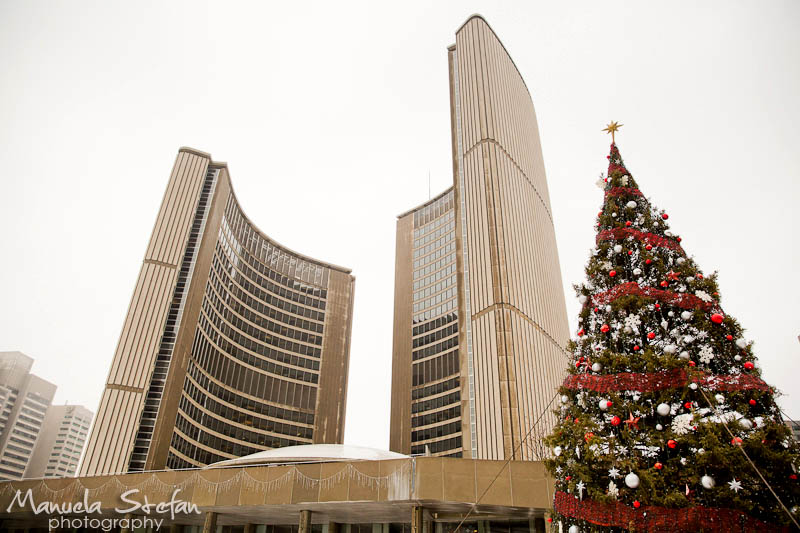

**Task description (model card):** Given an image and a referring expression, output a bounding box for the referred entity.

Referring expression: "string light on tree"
[543,125,800,531]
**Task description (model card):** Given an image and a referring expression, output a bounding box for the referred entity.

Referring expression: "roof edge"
[396,186,454,219]
[453,14,532,97]
[179,146,212,159]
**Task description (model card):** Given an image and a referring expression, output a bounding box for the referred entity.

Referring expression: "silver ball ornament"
[739,418,753,430]
[701,475,716,489]
[657,403,671,416]
[554,446,562,457]
[681,311,692,320]
[625,472,640,489]
[592,362,602,372]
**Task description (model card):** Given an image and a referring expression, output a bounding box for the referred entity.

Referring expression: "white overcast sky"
[1,1,798,451]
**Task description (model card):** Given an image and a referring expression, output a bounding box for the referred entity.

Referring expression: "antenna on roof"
[428,170,431,200]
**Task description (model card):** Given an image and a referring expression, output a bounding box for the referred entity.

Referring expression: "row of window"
[412,390,461,415]
[413,241,456,271]
[187,363,315,425]
[411,435,462,455]
[413,298,457,324]
[178,394,313,447]
[190,332,318,410]
[412,350,459,387]
[206,280,322,346]
[413,335,458,361]
[220,214,328,295]
[199,312,319,383]
[211,257,326,331]
[413,230,455,261]
[413,263,457,292]
[413,288,457,315]
[413,272,456,303]
[201,295,320,361]
[182,378,313,439]
[414,217,455,250]
[413,322,458,349]
[219,232,327,310]
[170,417,257,464]
[412,420,461,444]
[412,313,458,338]
[412,405,461,428]
[412,376,460,401]
[210,274,324,334]
[413,192,455,233]
[413,254,456,281]
[223,199,329,289]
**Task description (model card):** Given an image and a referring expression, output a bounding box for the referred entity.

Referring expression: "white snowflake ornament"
[728,479,743,493]
[608,480,619,499]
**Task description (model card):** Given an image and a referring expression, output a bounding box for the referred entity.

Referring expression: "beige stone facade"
[80,149,355,476]
[391,16,570,460]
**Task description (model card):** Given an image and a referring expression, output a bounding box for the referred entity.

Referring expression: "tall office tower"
[0,352,56,480]
[81,148,355,475]
[26,404,92,478]
[390,16,570,460]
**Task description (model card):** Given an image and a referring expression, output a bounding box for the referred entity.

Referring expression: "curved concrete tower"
[391,15,569,460]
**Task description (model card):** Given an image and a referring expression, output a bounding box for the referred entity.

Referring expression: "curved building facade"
[81,148,354,475]
[391,16,570,460]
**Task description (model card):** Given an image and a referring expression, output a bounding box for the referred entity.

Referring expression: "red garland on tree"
[544,138,800,531]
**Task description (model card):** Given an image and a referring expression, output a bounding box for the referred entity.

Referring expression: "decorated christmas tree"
[544,124,800,532]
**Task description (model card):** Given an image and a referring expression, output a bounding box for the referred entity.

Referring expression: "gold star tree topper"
[603,121,623,144]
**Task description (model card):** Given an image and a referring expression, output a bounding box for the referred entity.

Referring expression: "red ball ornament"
[726,334,733,341]
[688,361,696,367]
[667,439,677,449]
[601,324,610,333]
[660,281,669,287]
[645,244,653,251]
[574,418,580,424]
[645,259,652,265]
[711,313,724,324]
[626,221,632,227]
[654,303,660,309]
[791,474,798,480]
[677,237,682,242]
[697,273,703,279]
[578,329,585,337]
[749,399,756,406]
[684,401,693,409]
[731,437,743,446]
[607,400,613,407]
[594,307,599,312]
[585,432,595,442]
[744,361,755,370]
[566,475,572,481]
[547,518,553,523]
[647,332,656,340]
[662,213,669,220]
[611,415,622,426]
[633,501,641,509]
[598,211,603,217]
[654,462,663,470]
[609,270,617,277]
[628,250,633,255]
[633,345,640,351]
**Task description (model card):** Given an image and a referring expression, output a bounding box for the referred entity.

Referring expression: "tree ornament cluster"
[545,142,800,531]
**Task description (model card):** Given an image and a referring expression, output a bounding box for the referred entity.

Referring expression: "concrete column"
[299,510,312,533]
[411,506,423,533]
[202,511,218,533]
[120,513,135,533]
[328,523,340,533]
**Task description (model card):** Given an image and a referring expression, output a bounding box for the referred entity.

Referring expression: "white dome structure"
[207,444,408,468]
